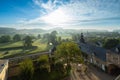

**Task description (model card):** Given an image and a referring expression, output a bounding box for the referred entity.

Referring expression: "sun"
[41,9,69,25]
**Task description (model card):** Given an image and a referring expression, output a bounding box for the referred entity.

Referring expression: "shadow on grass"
[0,42,14,46]
[0,46,23,51]
[1,46,38,59]
[0,46,38,51]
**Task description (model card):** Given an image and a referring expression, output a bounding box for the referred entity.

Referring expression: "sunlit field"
[0,39,48,58]
[0,35,72,59]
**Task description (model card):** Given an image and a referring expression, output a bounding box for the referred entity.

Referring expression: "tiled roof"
[79,42,106,61]
[110,44,120,54]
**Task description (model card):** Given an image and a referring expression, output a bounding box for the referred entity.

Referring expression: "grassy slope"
[0,39,48,58]
[0,35,72,58]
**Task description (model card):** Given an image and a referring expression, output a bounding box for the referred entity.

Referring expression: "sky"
[0,0,120,30]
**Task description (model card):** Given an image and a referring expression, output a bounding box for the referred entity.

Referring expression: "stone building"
[106,50,120,68]
[79,42,107,71]
[106,45,120,67]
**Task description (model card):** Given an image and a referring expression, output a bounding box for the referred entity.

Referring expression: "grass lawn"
[61,36,71,40]
[0,35,72,58]
[57,34,71,40]
[0,39,48,58]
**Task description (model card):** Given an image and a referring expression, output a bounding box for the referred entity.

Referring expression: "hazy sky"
[0,0,120,30]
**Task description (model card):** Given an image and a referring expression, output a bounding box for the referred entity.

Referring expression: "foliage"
[55,42,82,63]
[0,35,11,43]
[19,59,34,80]
[57,36,62,44]
[35,55,66,80]
[37,34,41,39]
[13,34,21,42]
[103,38,119,49]
[23,36,33,48]
[37,55,49,70]
[55,42,83,73]
[9,55,71,80]
[43,31,57,45]
[71,34,81,42]
[49,61,67,80]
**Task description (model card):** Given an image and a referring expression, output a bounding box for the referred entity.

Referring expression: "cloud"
[33,0,68,12]
[18,0,120,29]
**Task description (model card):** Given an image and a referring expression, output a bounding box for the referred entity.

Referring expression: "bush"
[19,59,34,80]
[37,55,50,71]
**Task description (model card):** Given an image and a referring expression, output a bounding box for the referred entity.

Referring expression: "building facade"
[79,42,107,71]
[106,50,120,68]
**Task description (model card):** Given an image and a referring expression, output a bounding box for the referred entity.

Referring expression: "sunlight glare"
[42,9,69,25]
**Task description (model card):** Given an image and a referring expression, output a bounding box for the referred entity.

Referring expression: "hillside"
[0,27,16,34]
[0,27,109,35]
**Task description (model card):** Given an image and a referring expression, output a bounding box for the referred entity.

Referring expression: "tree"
[37,55,49,70]
[103,38,119,49]
[55,42,83,73]
[43,31,57,45]
[19,59,34,80]
[43,33,49,39]
[37,34,41,39]
[23,36,33,48]
[13,34,21,42]
[71,34,78,41]
[71,34,81,42]
[57,36,62,44]
[0,35,11,43]
[49,31,57,45]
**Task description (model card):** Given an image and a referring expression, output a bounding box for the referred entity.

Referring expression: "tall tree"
[13,34,21,42]
[71,34,81,42]
[43,31,57,45]
[57,36,62,44]
[37,34,41,39]
[23,36,33,48]
[0,35,11,43]
[72,34,77,41]
[49,31,57,45]
[55,42,83,73]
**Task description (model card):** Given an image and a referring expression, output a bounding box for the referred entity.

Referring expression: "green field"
[0,39,48,58]
[0,35,72,59]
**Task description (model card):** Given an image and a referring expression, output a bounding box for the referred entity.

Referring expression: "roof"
[79,42,106,61]
[110,44,120,54]
[0,60,8,73]
[92,46,106,61]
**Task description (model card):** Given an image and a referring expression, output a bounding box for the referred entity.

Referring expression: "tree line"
[71,33,120,49]
[0,34,42,43]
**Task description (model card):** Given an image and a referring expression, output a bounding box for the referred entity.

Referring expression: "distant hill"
[113,29,120,32]
[0,27,45,34]
[48,27,108,34]
[0,27,17,34]
[18,29,45,34]
[0,27,108,35]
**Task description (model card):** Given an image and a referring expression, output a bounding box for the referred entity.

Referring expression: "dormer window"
[92,52,96,56]
[116,48,119,53]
